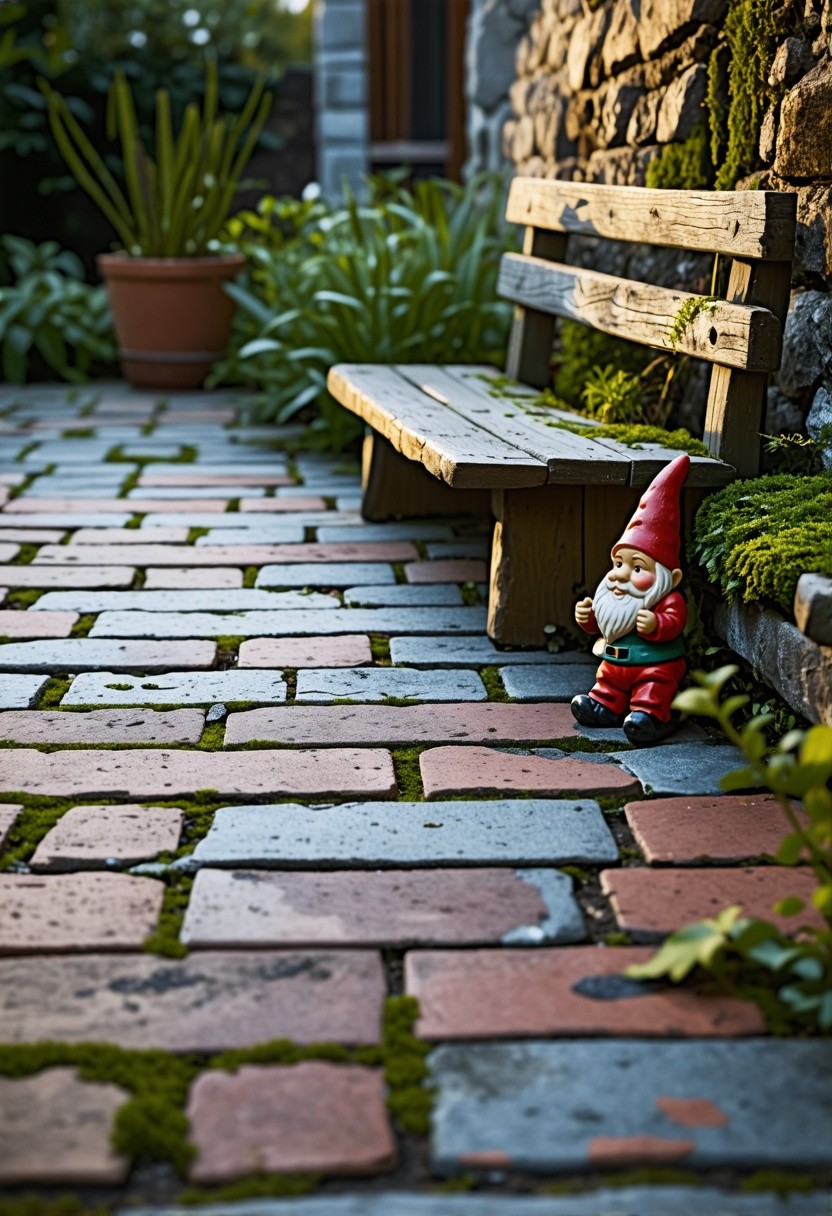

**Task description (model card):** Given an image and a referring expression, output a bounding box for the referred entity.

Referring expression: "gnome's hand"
[575,597,593,625]
[636,608,658,635]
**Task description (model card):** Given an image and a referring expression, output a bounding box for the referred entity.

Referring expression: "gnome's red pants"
[589,658,687,723]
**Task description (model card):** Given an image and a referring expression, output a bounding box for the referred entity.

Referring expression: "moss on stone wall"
[693,473,832,613]
[713,0,785,189]
[645,124,712,190]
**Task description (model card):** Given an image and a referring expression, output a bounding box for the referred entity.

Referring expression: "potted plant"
[41,61,270,389]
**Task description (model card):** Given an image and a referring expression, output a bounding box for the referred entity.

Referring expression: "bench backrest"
[500,179,797,478]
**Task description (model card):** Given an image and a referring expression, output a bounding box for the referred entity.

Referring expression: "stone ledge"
[714,599,832,725]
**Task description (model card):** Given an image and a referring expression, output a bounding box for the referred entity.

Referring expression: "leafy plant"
[628,666,832,1031]
[0,235,115,382]
[579,356,679,427]
[668,295,718,350]
[763,430,832,476]
[693,473,832,614]
[42,58,271,257]
[552,319,653,408]
[211,176,514,448]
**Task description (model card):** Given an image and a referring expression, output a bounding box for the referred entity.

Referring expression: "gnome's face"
[592,546,676,642]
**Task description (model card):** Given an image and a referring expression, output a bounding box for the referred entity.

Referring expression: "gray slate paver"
[0,640,215,673]
[195,526,305,545]
[295,667,486,703]
[32,589,339,613]
[127,486,265,499]
[501,664,599,701]
[429,1040,832,1173]
[389,636,586,667]
[184,800,617,869]
[343,585,463,607]
[0,674,49,708]
[612,741,754,795]
[115,1191,832,1216]
[425,541,490,559]
[89,607,488,638]
[140,512,349,530]
[63,670,286,706]
[316,524,454,542]
[256,563,395,587]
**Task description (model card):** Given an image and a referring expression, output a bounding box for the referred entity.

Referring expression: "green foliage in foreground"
[0,236,115,383]
[211,176,514,449]
[629,666,832,1032]
[693,473,832,614]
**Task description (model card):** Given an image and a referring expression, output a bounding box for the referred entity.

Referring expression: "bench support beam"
[361,432,489,521]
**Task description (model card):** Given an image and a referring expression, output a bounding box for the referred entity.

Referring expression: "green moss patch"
[553,421,710,457]
[479,665,510,702]
[143,875,192,959]
[693,473,832,614]
[0,1198,109,1216]
[177,1174,319,1205]
[391,746,425,800]
[646,124,712,191]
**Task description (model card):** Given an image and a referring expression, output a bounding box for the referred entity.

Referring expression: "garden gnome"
[571,453,690,746]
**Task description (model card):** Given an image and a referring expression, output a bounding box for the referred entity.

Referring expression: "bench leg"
[360,432,490,521]
[488,485,584,647]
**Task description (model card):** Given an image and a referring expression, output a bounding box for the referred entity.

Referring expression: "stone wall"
[502,0,832,440]
[314,0,368,198]
[465,0,542,176]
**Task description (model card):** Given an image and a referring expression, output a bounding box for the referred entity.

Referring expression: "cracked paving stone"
[0,611,79,639]
[625,794,807,864]
[0,565,136,589]
[0,872,164,953]
[238,635,373,668]
[186,799,617,868]
[295,666,487,703]
[429,1039,832,1173]
[30,803,183,870]
[420,746,639,799]
[0,673,49,708]
[0,950,385,1048]
[0,639,215,672]
[89,606,489,638]
[181,868,584,948]
[0,748,396,798]
[186,1062,396,1182]
[0,707,205,742]
[405,946,764,1041]
[601,866,825,938]
[612,741,754,796]
[0,1068,130,1185]
[62,670,286,707]
[500,663,599,701]
[225,702,575,746]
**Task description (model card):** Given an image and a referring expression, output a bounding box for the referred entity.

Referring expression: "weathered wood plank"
[498,253,783,372]
[489,485,584,646]
[327,364,547,489]
[702,259,793,476]
[506,178,797,262]
[395,364,632,485]
[361,432,490,521]
[504,227,567,388]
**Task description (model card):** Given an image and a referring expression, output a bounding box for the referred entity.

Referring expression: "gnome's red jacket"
[580,589,687,664]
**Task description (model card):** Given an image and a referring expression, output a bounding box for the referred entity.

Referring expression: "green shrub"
[693,473,832,614]
[211,176,514,449]
[552,319,652,408]
[0,235,115,382]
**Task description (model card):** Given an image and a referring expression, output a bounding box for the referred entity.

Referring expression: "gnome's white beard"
[592,562,675,643]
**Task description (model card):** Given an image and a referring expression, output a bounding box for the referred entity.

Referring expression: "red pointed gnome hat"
[612,453,690,571]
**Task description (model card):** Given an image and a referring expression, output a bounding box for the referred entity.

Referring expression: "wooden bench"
[327,180,797,646]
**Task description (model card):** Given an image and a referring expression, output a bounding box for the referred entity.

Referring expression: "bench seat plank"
[499,254,783,372]
[327,364,548,489]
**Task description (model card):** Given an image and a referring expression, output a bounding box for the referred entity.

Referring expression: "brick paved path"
[0,383,829,1214]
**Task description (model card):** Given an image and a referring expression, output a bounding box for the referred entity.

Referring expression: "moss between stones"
[645,123,712,190]
[69,613,96,639]
[391,746,425,801]
[143,875,192,958]
[0,1198,109,1216]
[0,796,76,870]
[369,634,391,663]
[693,472,832,614]
[177,1174,319,1205]
[4,588,42,610]
[14,542,40,565]
[479,666,510,702]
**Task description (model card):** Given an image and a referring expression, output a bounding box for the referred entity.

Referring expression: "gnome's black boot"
[623,710,678,746]
[571,695,625,728]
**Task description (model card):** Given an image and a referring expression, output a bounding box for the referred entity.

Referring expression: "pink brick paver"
[405,559,488,584]
[4,497,229,514]
[0,872,164,953]
[601,866,826,937]
[239,496,328,511]
[0,803,22,849]
[70,526,190,544]
[420,746,639,799]
[33,541,419,566]
[238,635,373,668]
[0,950,386,1049]
[625,794,806,864]
[225,702,576,746]
[0,708,204,744]
[0,528,65,542]
[405,947,764,1040]
[0,1069,129,1184]
[182,868,556,948]
[187,1062,396,1182]
[30,804,183,870]
[0,564,135,588]
[139,472,293,487]
[144,566,244,588]
[0,747,396,798]
[0,610,78,637]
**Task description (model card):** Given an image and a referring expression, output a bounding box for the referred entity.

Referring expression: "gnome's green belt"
[601,632,685,665]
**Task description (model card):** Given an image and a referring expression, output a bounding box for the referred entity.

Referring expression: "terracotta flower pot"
[97,253,246,390]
